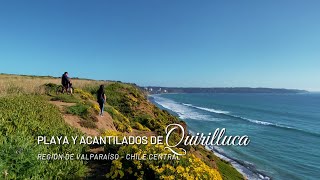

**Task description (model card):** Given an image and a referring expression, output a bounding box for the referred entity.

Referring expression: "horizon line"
[1,72,316,92]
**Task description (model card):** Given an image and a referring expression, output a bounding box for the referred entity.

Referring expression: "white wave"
[235,115,274,126]
[232,115,295,130]
[182,102,284,128]
[237,116,320,136]
[182,103,230,114]
[152,95,294,130]
[181,101,290,129]
[180,103,277,127]
[152,95,212,120]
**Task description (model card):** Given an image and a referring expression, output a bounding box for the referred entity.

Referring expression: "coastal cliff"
[0,74,243,179]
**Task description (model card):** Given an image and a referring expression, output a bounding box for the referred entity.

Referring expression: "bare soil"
[49,101,116,136]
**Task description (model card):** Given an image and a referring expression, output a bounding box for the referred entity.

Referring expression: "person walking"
[97,85,106,116]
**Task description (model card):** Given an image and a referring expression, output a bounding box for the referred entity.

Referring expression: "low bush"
[212,155,244,180]
[0,95,88,179]
[105,106,130,124]
[43,83,60,94]
[82,85,100,96]
[102,131,222,180]
[104,83,179,132]
[66,103,98,129]
[133,114,162,131]
[74,88,94,100]
[105,105,132,133]
[104,83,140,118]
[79,120,97,129]
[51,94,80,103]
[66,103,90,117]
[132,122,151,131]
[113,120,132,133]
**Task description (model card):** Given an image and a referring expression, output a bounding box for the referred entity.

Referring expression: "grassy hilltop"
[0,74,243,180]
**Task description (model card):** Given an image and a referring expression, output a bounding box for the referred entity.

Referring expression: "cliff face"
[0,74,244,179]
[99,83,244,180]
[103,83,181,132]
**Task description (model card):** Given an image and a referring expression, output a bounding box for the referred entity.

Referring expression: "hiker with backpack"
[97,85,106,116]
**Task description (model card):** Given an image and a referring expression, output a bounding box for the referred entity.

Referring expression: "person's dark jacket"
[97,89,105,103]
[61,74,69,86]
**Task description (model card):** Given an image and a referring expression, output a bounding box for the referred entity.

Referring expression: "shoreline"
[206,144,270,180]
[148,94,271,180]
[187,129,271,180]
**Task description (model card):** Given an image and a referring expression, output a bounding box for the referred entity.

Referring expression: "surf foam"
[182,103,230,114]
[151,95,210,120]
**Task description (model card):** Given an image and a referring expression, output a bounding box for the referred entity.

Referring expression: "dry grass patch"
[0,74,110,96]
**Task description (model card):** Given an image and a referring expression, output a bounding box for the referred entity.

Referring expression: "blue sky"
[0,0,319,91]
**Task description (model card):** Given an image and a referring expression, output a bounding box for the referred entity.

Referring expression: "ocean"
[149,93,320,180]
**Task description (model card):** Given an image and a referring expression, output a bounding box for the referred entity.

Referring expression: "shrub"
[105,106,130,124]
[43,83,60,94]
[212,155,244,180]
[51,94,80,103]
[0,95,88,179]
[134,114,162,131]
[74,88,94,100]
[104,83,179,132]
[104,105,132,132]
[132,122,151,131]
[79,120,97,129]
[104,83,140,118]
[66,103,98,129]
[101,131,222,180]
[112,120,131,133]
[66,103,90,117]
[92,103,101,113]
[83,85,99,96]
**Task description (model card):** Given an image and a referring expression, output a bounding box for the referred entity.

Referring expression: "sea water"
[150,93,320,180]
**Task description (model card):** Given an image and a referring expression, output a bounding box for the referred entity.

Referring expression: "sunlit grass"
[0,73,110,96]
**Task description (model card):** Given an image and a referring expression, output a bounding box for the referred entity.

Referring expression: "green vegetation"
[44,83,87,103]
[105,105,132,132]
[213,156,244,180]
[102,131,222,180]
[105,83,180,133]
[66,103,98,129]
[43,83,60,94]
[66,104,92,117]
[51,94,80,103]
[45,83,101,129]
[100,83,244,179]
[0,95,88,179]
[132,122,151,131]
[0,74,244,180]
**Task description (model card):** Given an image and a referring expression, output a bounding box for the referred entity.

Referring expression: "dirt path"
[49,101,116,136]
[49,100,159,179]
